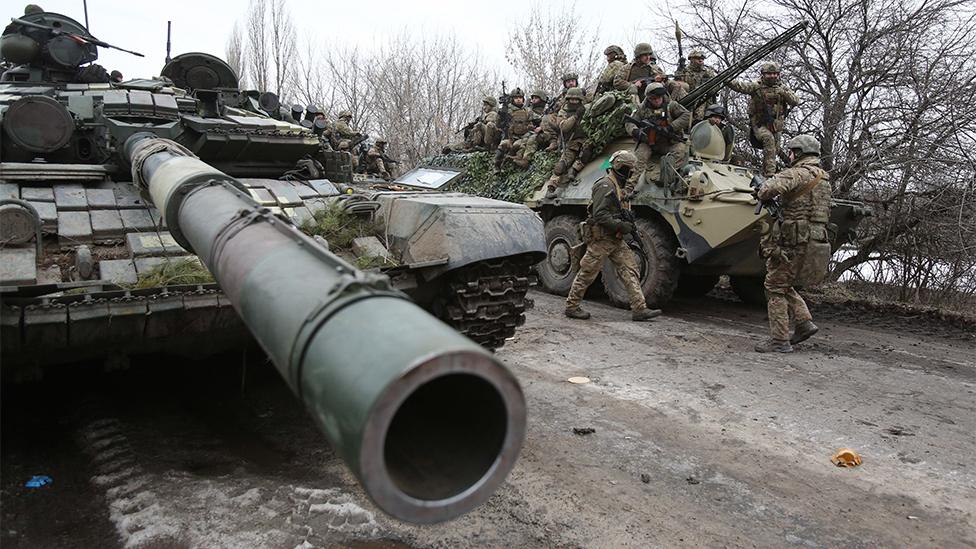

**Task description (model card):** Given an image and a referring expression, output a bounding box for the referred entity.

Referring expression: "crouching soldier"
[624,82,691,189]
[565,150,662,322]
[545,87,592,199]
[365,138,396,181]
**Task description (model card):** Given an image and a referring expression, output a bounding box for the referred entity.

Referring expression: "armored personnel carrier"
[1,10,536,523]
[426,22,869,307]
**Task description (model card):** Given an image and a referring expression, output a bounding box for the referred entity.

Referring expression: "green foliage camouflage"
[301,202,398,268]
[424,92,634,202]
[127,258,215,289]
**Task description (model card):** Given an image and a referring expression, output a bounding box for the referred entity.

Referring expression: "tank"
[0,10,536,523]
[424,22,870,307]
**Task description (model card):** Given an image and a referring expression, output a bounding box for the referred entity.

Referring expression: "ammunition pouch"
[795,222,831,287]
[579,221,594,243]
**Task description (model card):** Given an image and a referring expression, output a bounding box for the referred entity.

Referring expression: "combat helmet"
[338,110,352,119]
[609,150,638,171]
[761,61,781,73]
[604,45,625,57]
[689,49,705,60]
[530,89,548,102]
[645,82,668,98]
[634,43,654,57]
[561,72,579,84]
[784,134,820,157]
[565,87,585,101]
[483,95,498,108]
[375,137,388,145]
[509,87,524,98]
[704,104,727,119]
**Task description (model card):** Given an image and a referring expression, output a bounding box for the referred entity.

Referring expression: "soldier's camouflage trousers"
[566,237,647,311]
[763,243,813,341]
[635,142,688,185]
[550,139,592,187]
[753,125,780,177]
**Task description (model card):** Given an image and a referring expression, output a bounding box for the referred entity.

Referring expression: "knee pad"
[554,159,568,176]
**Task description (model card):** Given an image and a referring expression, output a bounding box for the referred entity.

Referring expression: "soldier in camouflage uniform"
[545,87,593,199]
[495,88,533,170]
[613,43,664,101]
[365,138,395,181]
[333,110,363,170]
[704,104,734,161]
[508,89,549,168]
[593,45,627,98]
[624,82,691,189]
[754,135,830,353]
[565,150,661,322]
[548,72,580,115]
[727,61,799,176]
[676,49,717,122]
[444,96,500,153]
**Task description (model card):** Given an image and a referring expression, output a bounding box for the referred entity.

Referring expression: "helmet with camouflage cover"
[565,87,585,101]
[785,134,820,157]
[483,95,498,107]
[509,87,524,98]
[704,104,727,119]
[761,61,781,73]
[634,43,654,57]
[689,49,705,59]
[375,137,388,145]
[604,45,625,57]
[530,89,548,101]
[338,110,352,119]
[609,150,638,171]
[561,72,579,84]
[645,82,668,98]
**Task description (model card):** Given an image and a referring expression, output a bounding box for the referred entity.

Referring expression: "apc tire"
[676,274,720,298]
[730,275,768,307]
[602,217,680,309]
[536,215,584,296]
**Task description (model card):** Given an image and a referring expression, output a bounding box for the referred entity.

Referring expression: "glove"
[631,129,645,143]
[620,221,636,234]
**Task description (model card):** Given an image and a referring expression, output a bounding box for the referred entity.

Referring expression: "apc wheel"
[676,274,720,298]
[730,275,768,306]
[536,215,584,296]
[602,217,680,309]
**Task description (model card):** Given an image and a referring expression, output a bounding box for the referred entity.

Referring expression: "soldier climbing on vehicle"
[623,82,691,192]
[565,150,663,322]
[727,61,800,176]
[545,87,593,199]
[752,134,831,353]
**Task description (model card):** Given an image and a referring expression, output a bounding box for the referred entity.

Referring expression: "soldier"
[624,82,691,189]
[613,43,664,100]
[445,96,500,153]
[334,110,364,169]
[565,150,662,322]
[594,45,627,97]
[365,138,395,181]
[507,90,551,168]
[703,103,734,161]
[496,88,533,170]
[677,49,717,121]
[753,135,830,353]
[545,87,593,199]
[727,61,799,176]
[548,72,581,114]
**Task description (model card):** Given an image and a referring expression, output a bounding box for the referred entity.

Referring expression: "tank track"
[436,258,534,350]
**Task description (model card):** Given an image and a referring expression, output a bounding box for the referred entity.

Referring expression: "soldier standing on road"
[754,135,830,353]
[624,82,691,189]
[614,43,664,101]
[545,87,592,199]
[677,49,717,122]
[565,150,662,322]
[727,61,800,176]
[365,138,395,181]
[594,45,627,98]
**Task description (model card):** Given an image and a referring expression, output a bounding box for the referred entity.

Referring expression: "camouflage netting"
[425,151,558,203]
[423,92,635,203]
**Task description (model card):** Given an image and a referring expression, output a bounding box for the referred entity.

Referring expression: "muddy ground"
[2,291,974,548]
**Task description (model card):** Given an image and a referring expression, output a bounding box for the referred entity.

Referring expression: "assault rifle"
[497,81,513,140]
[749,174,783,222]
[678,21,808,113]
[456,119,477,136]
[675,21,686,73]
[623,114,676,149]
[11,17,145,57]
[543,92,562,115]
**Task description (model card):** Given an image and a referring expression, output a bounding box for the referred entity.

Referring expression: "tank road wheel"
[676,274,720,298]
[433,258,533,351]
[730,275,768,307]
[536,215,584,296]
[602,218,680,309]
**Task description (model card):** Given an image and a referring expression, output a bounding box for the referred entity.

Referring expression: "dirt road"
[3,291,974,548]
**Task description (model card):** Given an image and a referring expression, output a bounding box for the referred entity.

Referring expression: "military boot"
[493,149,506,171]
[545,185,559,199]
[564,306,591,320]
[511,157,529,169]
[790,320,819,345]
[632,308,662,321]
[754,339,793,353]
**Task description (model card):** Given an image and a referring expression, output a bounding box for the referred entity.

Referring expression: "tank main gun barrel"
[122,133,526,524]
[678,21,808,111]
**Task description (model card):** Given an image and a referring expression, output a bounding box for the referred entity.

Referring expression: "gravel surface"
[3,291,974,548]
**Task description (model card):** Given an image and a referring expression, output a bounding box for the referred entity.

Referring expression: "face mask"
[615,167,632,180]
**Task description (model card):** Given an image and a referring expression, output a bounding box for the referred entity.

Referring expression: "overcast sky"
[29,0,678,84]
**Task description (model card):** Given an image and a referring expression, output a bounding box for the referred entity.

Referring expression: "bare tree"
[268,0,297,98]
[225,21,246,84]
[504,1,602,94]
[244,0,269,92]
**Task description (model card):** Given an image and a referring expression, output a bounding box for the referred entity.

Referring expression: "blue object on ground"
[25,475,52,488]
